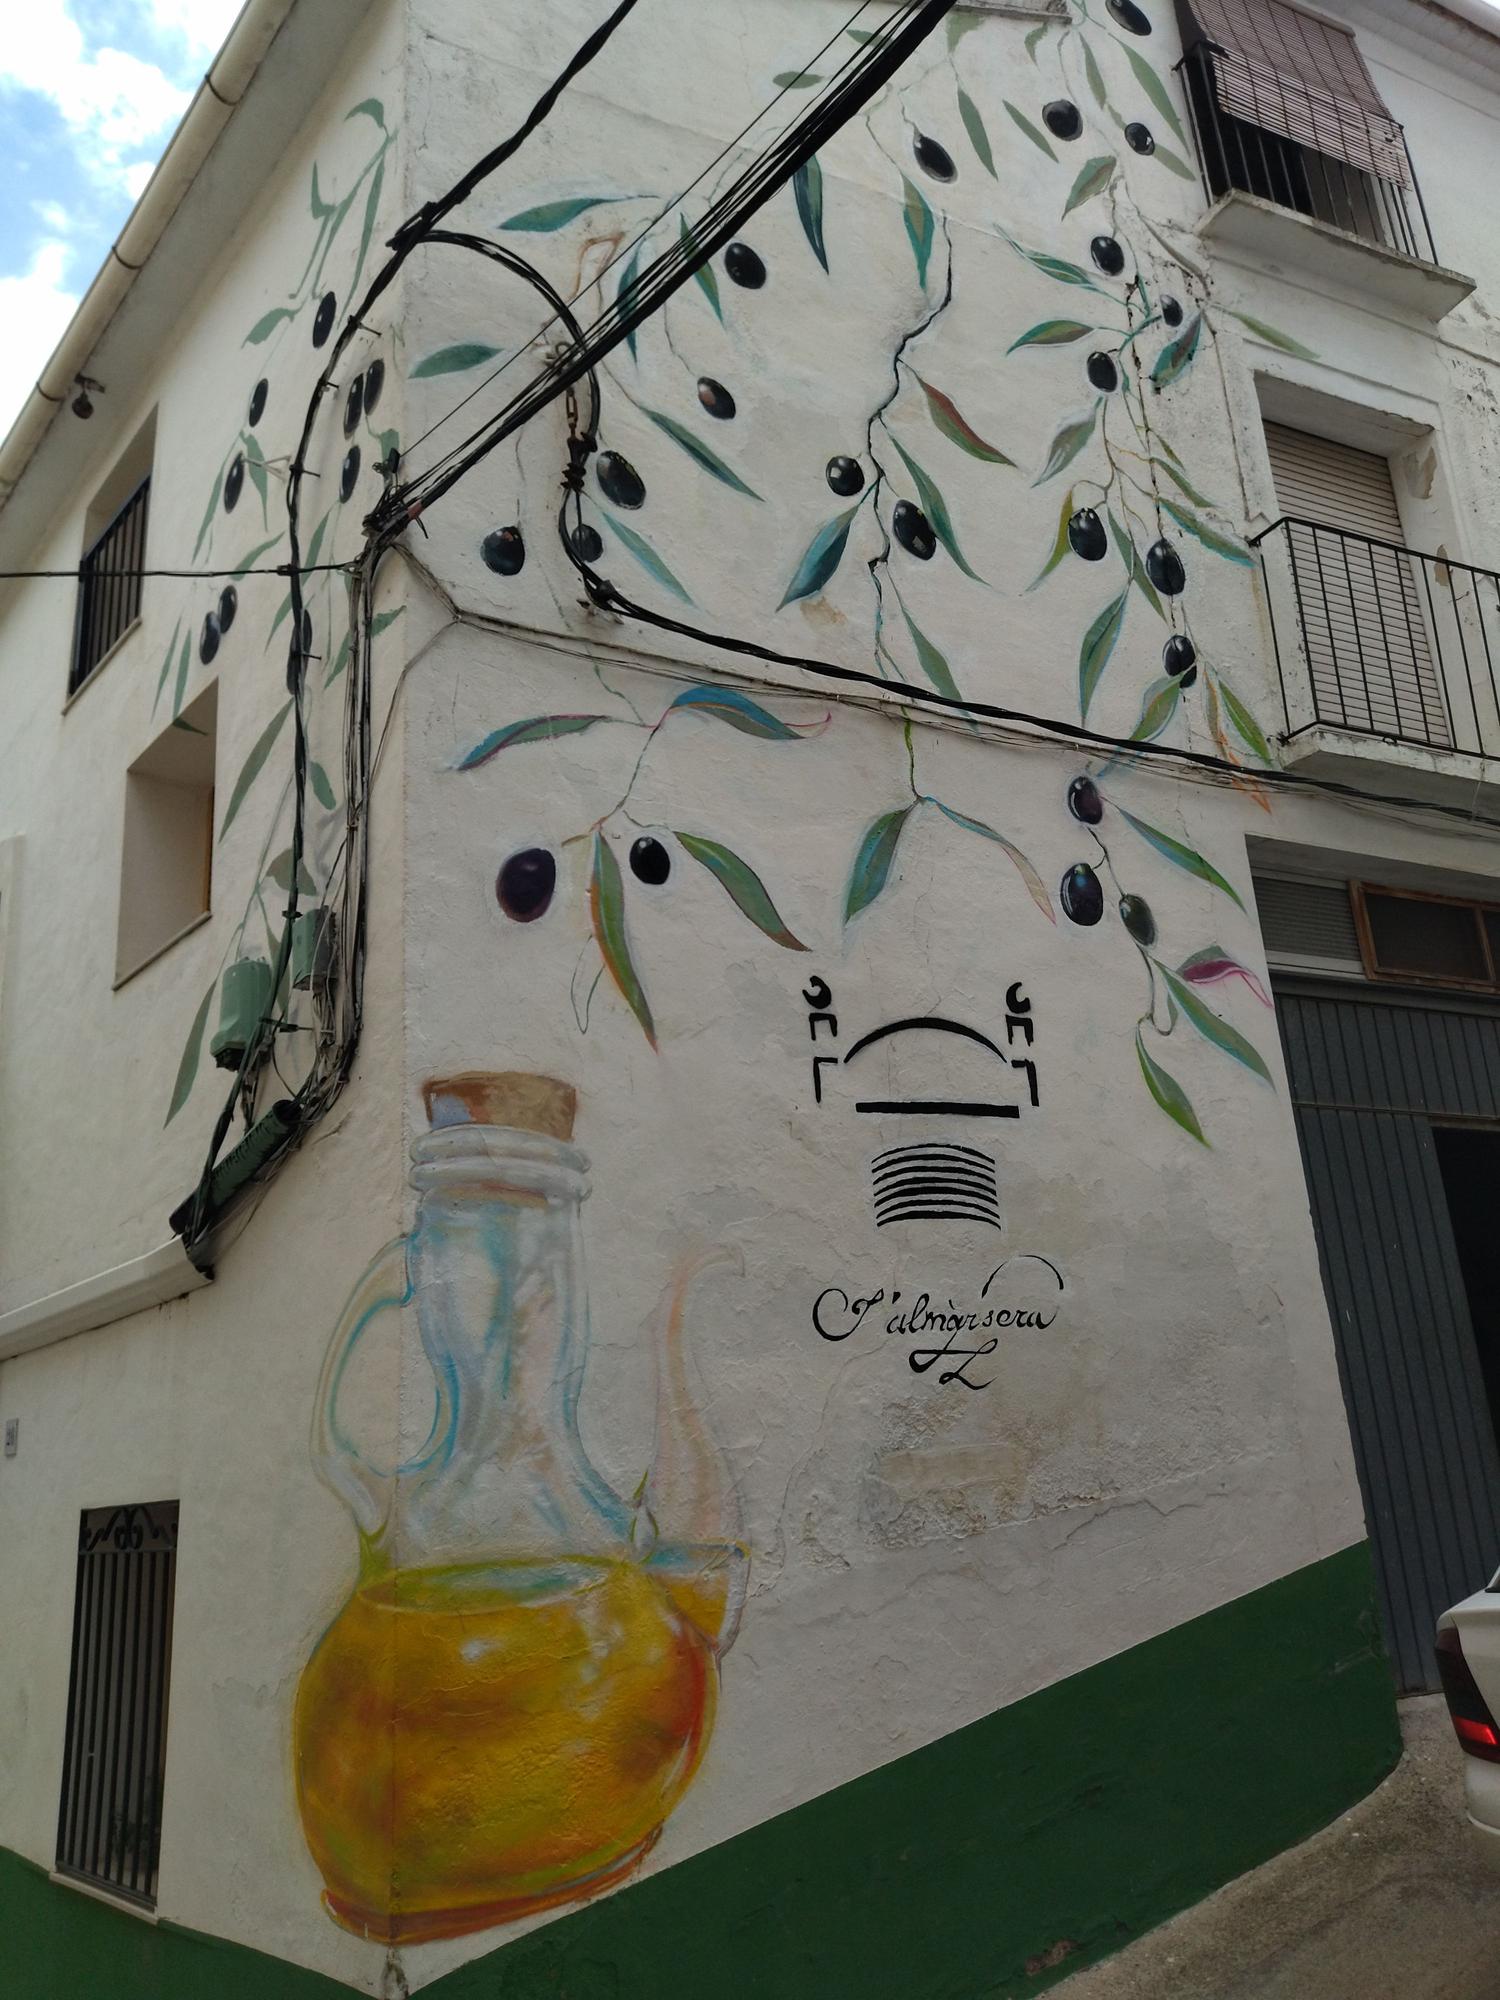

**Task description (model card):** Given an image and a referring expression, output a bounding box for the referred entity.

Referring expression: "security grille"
[69,476,150,697]
[56,1500,178,1907]
[1253,875,1362,975]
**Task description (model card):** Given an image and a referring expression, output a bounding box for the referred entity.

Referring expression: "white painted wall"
[4,0,1500,1990]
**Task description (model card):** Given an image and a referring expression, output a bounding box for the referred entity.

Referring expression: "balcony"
[1175,41,1473,321]
[1253,516,1500,797]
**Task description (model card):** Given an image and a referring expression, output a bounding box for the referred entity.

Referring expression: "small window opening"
[1354,882,1500,992]
[115,682,216,985]
[70,412,155,698]
[55,1500,179,1909]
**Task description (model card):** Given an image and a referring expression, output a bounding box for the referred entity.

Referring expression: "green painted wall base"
[9,1541,1399,2000]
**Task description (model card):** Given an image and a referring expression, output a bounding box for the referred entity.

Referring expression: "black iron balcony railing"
[1175,40,1439,267]
[69,475,150,697]
[1253,516,1500,761]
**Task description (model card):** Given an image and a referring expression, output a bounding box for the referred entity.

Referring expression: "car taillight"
[1437,1625,1500,1763]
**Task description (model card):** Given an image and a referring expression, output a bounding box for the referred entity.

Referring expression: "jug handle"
[310,1236,414,1539]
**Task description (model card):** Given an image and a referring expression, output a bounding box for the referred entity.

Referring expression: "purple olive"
[597,451,645,509]
[1061,863,1105,925]
[1068,508,1108,561]
[893,500,937,560]
[481,527,525,576]
[697,377,736,420]
[1120,894,1157,945]
[497,848,555,922]
[1068,776,1104,824]
[1146,538,1186,596]
[630,836,671,885]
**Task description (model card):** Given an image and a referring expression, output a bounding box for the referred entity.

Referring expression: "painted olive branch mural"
[162,98,404,1126]
[454,682,825,1045]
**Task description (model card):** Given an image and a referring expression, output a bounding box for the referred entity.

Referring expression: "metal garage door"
[1277,982,1500,1691]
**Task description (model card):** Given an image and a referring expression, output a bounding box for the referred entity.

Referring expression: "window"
[70,413,154,699]
[1354,883,1500,992]
[115,682,216,985]
[56,1500,179,1909]
[1177,0,1433,263]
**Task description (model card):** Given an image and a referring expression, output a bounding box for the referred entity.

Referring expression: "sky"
[0,0,242,438]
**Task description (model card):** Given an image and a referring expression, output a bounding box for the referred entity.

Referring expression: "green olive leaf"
[680,214,724,322]
[773,69,823,88]
[900,604,964,703]
[1118,805,1246,907]
[453,715,607,771]
[957,88,997,177]
[218,701,293,842]
[1025,23,1053,62]
[793,156,829,271]
[1151,312,1203,386]
[1217,676,1274,762]
[267,847,318,896]
[888,435,984,581]
[240,432,270,524]
[674,833,806,949]
[244,306,296,346]
[1063,156,1116,218]
[1034,405,1100,485]
[602,509,694,603]
[170,629,192,720]
[308,762,337,810]
[668,686,824,738]
[617,242,645,361]
[1008,319,1094,351]
[1125,48,1188,146]
[933,803,1054,920]
[1159,965,1273,1083]
[192,449,230,560]
[1014,245,1101,289]
[349,153,386,300]
[164,983,216,1127]
[501,195,638,231]
[639,406,761,499]
[410,342,501,378]
[1223,310,1319,361]
[151,618,183,717]
[590,833,656,1046]
[913,375,1013,465]
[1152,143,1198,181]
[1083,40,1108,108]
[1128,674,1183,745]
[845,805,915,923]
[344,98,385,130]
[227,532,284,581]
[902,176,935,288]
[1153,455,1216,509]
[1028,484,1078,591]
[1107,510,1166,619]
[1080,588,1128,717]
[1159,494,1253,565]
[1004,99,1057,161]
[779,505,859,609]
[1136,1028,1208,1145]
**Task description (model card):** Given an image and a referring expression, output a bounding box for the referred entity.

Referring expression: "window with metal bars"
[69,479,151,697]
[55,1500,178,1908]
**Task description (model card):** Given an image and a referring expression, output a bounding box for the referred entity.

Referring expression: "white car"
[1437,1588,1500,1850]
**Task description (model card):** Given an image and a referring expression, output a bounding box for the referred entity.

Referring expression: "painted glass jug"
[294,1071,747,1945]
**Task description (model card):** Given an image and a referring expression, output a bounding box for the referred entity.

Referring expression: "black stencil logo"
[871,1143,1001,1230]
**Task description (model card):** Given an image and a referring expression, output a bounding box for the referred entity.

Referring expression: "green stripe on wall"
[9,1541,1398,2000]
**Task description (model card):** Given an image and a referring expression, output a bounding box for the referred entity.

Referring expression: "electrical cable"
[0,561,354,580]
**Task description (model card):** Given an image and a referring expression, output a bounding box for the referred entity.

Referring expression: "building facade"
[4,0,1500,1992]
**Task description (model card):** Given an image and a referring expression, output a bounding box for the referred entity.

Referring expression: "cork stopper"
[422,1071,577,1140]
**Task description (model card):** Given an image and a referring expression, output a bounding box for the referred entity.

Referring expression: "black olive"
[199,612,220,665]
[224,453,244,512]
[629,836,671,885]
[1160,295,1184,328]
[481,527,525,576]
[570,523,604,562]
[301,608,314,653]
[1163,634,1197,678]
[339,445,360,502]
[1060,863,1105,926]
[1177,664,1198,689]
[597,451,645,508]
[1068,776,1104,824]
[826,455,865,496]
[1146,537,1186,596]
[497,848,556,923]
[1043,100,1083,141]
[343,375,364,436]
[893,500,937,560]
[1086,351,1120,392]
[363,358,385,414]
[697,377,736,420]
[1068,507,1108,561]
[1120,894,1157,945]
[248,378,268,426]
[913,131,957,182]
[312,291,337,347]
[724,242,766,288]
[218,584,237,633]
[1125,123,1155,155]
[1108,0,1152,33]
[1091,235,1126,276]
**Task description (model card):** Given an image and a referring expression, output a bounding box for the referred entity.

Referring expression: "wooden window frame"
[1351,881,1500,994]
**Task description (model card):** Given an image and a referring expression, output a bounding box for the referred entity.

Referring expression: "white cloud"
[33,199,72,233]
[121,159,156,200]
[0,4,191,197]
[145,0,246,64]
[0,241,82,436]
